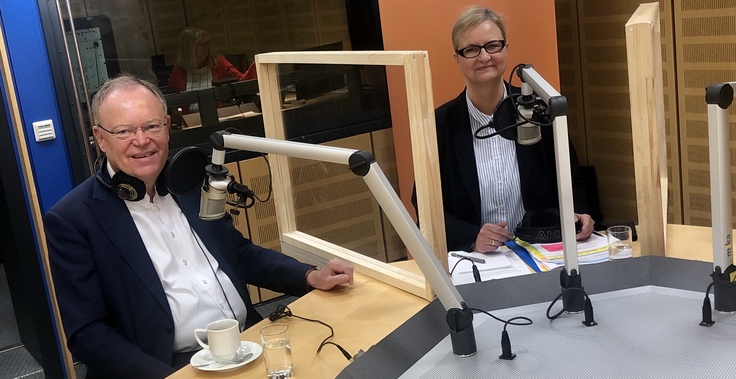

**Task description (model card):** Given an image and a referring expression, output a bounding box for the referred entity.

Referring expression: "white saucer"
[190,341,262,372]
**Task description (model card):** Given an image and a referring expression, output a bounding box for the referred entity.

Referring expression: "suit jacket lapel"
[451,91,482,215]
[87,183,172,316]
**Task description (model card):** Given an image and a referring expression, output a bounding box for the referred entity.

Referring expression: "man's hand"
[473,221,514,253]
[575,213,594,240]
[306,258,354,290]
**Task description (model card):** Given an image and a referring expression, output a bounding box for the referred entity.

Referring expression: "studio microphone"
[199,148,229,220]
[199,166,229,220]
[515,81,541,146]
[199,147,258,221]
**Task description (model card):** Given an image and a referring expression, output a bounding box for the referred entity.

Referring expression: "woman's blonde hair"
[451,6,507,51]
[175,27,217,70]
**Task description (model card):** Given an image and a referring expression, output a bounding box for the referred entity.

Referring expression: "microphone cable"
[545,286,598,327]
[699,269,736,327]
[191,226,240,327]
[468,307,533,360]
[449,257,482,283]
[222,128,273,214]
[268,304,354,360]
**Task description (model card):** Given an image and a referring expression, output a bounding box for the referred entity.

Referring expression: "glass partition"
[55,0,405,265]
[57,0,391,158]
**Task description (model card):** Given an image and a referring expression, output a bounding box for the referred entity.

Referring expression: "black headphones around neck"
[514,208,582,244]
[94,154,168,201]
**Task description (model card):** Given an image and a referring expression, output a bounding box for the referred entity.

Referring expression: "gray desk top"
[338,256,716,379]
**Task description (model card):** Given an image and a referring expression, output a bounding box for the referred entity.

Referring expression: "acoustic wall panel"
[224,162,260,305]
[371,128,407,263]
[238,133,389,265]
[555,0,588,164]
[314,0,351,49]
[222,0,259,61]
[289,134,386,261]
[674,0,736,226]
[143,0,187,65]
[566,0,680,224]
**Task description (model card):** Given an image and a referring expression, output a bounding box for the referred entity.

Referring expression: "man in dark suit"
[44,74,353,378]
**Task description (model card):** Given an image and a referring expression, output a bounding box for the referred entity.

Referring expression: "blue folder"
[504,239,542,273]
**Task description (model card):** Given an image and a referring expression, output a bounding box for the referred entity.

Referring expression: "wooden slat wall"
[674,0,736,226]
[64,0,350,71]
[555,0,588,164]
[556,0,681,224]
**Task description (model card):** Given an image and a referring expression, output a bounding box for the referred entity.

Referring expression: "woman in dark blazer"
[420,6,593,253]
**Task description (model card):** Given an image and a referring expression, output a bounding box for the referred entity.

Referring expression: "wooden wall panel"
[222,0,259,60]
[555,0,588,164]
[314,0,351,49]
[560,0,681,224]
[674,0,736,226]
[65,0,351,75]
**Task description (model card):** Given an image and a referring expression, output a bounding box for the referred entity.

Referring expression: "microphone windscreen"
[167,146,209,196]
[517,122,541,146]
[199,188,227,220]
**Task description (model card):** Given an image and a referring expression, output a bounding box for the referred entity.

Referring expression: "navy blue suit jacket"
[420,85,588,251]
[44,176,312,378]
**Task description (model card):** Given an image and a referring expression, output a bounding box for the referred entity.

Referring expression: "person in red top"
[168,27,256,95]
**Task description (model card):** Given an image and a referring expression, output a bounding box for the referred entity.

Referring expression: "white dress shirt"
[110,165,248,352]
[466,90,526,231]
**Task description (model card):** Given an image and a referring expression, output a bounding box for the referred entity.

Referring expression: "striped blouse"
[466,90,526,232]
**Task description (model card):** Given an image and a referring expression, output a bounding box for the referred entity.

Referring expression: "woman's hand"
[473,221,514,253]
[575,213,595,240]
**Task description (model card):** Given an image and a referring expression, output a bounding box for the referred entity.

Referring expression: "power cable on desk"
[268,304,354,360]
[450,257,482,283]
[468,307,533,360]
[699,271,736,327]
[545,286,598,327]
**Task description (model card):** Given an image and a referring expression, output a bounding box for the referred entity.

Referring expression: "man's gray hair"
[90,74,167,125]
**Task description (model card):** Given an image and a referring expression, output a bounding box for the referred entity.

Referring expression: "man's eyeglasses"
[456,40,507,58]
[97,123,167,141]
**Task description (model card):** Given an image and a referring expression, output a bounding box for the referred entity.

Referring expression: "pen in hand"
[450,252,486,264]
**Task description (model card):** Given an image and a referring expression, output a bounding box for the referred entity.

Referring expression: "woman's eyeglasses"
[456,40,506,58]
[97,123,167,141]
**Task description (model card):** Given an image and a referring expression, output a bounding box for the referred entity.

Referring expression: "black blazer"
[44,176,313,378]
[416,84,588,251]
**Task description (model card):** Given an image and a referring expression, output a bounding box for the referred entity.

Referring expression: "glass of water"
[607,225,633,260]
[260,323,292,378]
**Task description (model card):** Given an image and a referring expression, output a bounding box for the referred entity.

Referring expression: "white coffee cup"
[194,318,241,362]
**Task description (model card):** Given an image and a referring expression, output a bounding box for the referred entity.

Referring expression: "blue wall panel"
[0,0,74,213]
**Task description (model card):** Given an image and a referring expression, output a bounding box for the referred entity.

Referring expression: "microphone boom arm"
[517,65,578,274]
[210,131,465,311]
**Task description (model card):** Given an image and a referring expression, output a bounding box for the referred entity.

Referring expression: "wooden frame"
[625,3,667,255]
[255,51,446,301]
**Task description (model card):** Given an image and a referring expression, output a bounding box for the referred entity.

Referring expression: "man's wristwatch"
[305,266,319,291]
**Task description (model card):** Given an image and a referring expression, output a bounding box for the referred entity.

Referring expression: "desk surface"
[167,268,428,378]
[169,223,718,378]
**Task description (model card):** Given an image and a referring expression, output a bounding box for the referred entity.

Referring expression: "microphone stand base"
[446,303,477,357]
[560,268,585,313]
[713,265,736,313]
